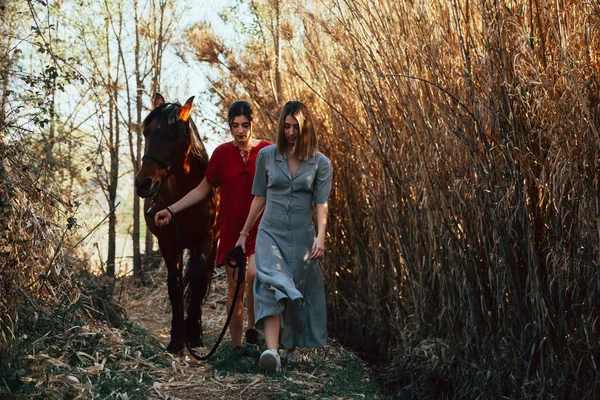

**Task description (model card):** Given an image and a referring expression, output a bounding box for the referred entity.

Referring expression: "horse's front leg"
[185,243,213,348]
[160,240,185,355]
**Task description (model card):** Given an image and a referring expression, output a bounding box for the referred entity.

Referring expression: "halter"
[141,153,171,171]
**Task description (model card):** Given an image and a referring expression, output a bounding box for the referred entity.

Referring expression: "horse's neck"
[165,155,207,200]
[187,153,208,179]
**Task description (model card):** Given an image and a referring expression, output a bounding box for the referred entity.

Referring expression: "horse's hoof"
[166,342,184,355]
[188,337,204,348]
[185,321,203,347]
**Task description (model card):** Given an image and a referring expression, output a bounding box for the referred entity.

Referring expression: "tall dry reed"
[281,0,600,397]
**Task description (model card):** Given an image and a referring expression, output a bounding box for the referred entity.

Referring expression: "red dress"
[205,140,271,266]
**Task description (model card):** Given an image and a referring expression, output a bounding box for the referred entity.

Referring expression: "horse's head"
[135,93,197,198]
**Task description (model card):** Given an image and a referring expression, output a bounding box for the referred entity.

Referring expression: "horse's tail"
[203,187,220,301]
[194,228,218,303]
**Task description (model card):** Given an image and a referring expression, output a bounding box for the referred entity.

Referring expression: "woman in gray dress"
[236,101,333,372]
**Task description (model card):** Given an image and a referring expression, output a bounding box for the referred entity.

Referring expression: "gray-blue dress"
[252,144,333,349]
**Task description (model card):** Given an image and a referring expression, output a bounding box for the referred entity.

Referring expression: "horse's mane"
[188,118,209,165]
[142,102,209,166]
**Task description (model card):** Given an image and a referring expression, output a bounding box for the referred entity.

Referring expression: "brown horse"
[135,93,218,354]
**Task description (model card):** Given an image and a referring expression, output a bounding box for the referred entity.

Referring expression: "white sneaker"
[259,349,281,373]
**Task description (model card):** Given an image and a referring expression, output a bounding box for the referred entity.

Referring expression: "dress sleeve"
[315,155,333,204]
[252,149,268,196]
[205,146,221,187]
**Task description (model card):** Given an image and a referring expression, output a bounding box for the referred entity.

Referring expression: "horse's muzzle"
[135,177,160,198]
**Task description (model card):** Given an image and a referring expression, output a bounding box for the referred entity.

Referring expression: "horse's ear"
[153,93,165,109]
[179,96,195,122]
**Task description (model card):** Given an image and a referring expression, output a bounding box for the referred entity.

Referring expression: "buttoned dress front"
[251,144,333,349]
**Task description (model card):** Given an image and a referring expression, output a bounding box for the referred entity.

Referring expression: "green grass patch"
[120,322,170,367]
[319,351,385,398]
[205,341,262,374]
[205,336,390,399]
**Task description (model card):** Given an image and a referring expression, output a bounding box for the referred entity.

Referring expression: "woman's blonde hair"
[276,101,318,160]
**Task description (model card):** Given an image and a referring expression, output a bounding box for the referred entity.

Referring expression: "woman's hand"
[235,233,248,253]
[311,235,326,259]
[154,209,172,227]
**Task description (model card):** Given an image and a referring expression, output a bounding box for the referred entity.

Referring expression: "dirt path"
[118,262,389,400]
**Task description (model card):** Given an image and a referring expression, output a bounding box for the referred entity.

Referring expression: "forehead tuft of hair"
[142,103,181,128]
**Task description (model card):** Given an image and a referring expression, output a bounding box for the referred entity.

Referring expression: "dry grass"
[297,1,600,397]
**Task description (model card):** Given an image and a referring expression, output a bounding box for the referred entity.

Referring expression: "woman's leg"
[259,314,282,372]
[226,264,245,347]
[246,254,257,330]
[262,314,280,350]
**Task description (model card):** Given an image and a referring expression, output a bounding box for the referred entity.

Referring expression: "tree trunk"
[133,187,141,274]
[132,0,142,276]
[107,81,120,277]
[105,8,120,277]
[107,86,117,277]
[0,56,9,130]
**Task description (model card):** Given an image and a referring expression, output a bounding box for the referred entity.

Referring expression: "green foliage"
[219,0,258,39]
[0,295,168,399]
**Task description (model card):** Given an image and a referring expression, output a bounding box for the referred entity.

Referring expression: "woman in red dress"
[154,100,271,349]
